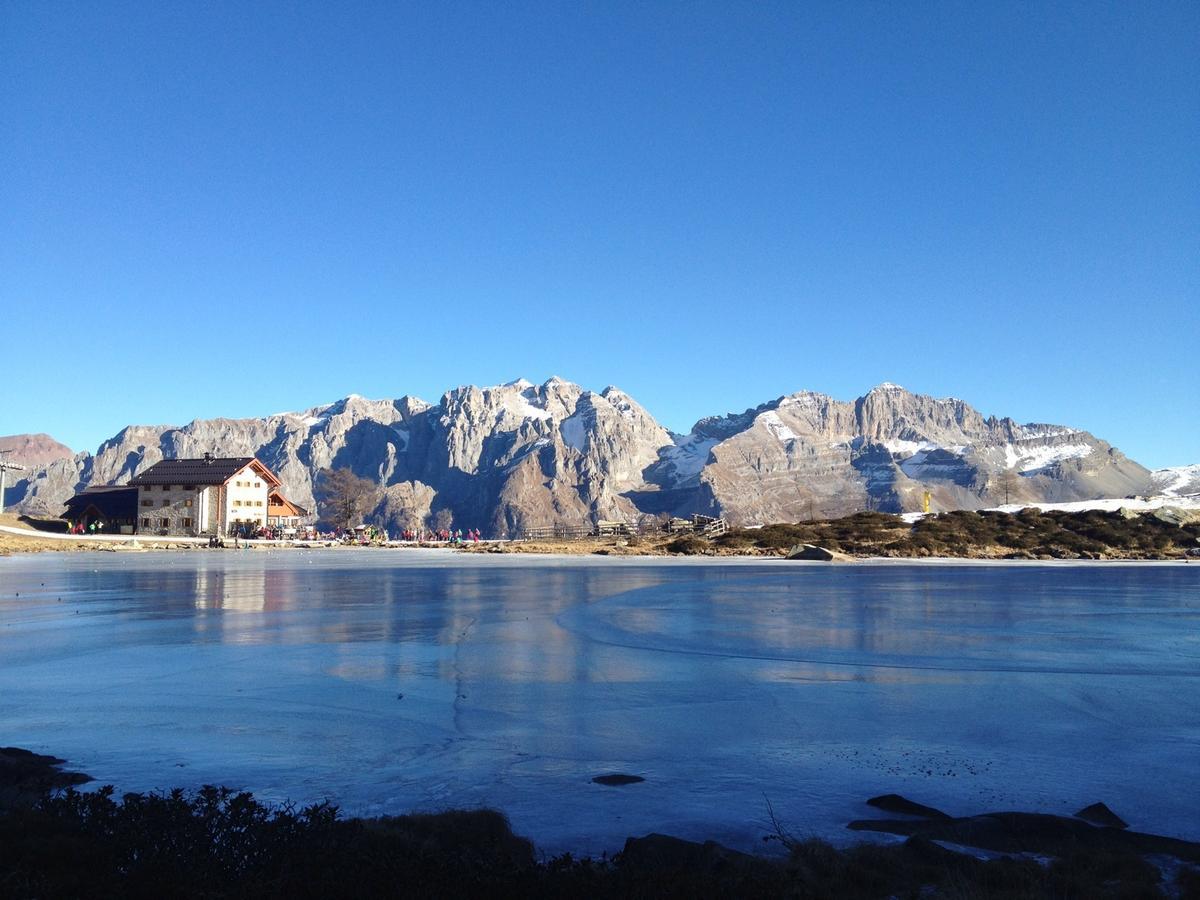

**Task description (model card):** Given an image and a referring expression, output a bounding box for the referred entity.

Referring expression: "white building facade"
[130,455,282,537]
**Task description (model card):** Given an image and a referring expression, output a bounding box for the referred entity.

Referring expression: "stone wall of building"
[136,484,204,536]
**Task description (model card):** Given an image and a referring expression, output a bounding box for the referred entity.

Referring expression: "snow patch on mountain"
[759,411,798,443]
[505,387,553,422]
[884,439,935,456]
[1152,465,1200,497]
[1005,442,1094,474]
[560,414,587,452]
[600,387,640,422]
[662,435,719,478]
[1013,425,1080,440]
[779,391,823,410]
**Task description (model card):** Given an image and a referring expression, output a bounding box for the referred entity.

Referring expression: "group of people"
[397,528,482,544]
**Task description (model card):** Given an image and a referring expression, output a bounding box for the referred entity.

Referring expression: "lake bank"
[6,507,1199,561]
[4,748,1197,897]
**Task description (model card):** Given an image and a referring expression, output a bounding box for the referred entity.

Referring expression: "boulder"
[1074,802,1128,829]
[0,746,92,809]
[593,773,644,786]
[848,810,1200,862]
[1151,506,1200,526]
[787,544,835,561]
[867,793,951,820]
[620,833,761,875]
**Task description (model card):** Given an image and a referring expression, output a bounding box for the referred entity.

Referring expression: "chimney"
[204,452,213,465]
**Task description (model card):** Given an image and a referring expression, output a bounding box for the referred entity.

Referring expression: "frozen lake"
[1,550,1197,855]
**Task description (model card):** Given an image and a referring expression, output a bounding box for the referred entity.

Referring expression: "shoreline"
[6,505,1198,561]
[3,747,1198,897]
[2,532,1195,565]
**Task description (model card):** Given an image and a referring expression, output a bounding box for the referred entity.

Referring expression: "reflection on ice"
[0,551,1197,856]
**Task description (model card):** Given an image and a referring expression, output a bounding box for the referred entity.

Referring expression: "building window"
[185,499,193,507]
[233,500,242,507]
[141,500,153,507]
[254,482,261,488]
[162,484,171,491]
[141,517,150,527]
[255,501,263,507]
[159,518,168,528]
[182,517,193,528]
[162,499,170,506]
[184,485,195,491]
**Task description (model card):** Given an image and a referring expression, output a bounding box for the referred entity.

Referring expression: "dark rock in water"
[786,543,835,561]
[0,746,92,808]
[867,793,951,820]
[848,810,1200,863]
[1075,802,1129,829]
[620,833,763,875]
[593,773,645,786]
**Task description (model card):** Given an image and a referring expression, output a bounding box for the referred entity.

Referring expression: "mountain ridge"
[2,379,1169,535]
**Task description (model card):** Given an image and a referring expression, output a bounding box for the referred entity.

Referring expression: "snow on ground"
[901,493,1200,523]
[990,495,1200,514]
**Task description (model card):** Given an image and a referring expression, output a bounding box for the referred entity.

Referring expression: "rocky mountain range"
[3,379,1168,535]
[0,433,74,469]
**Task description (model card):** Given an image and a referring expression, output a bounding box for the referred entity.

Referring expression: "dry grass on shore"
[0,513,109,555]
[5,508,1198,561]
[493,508,1200,561]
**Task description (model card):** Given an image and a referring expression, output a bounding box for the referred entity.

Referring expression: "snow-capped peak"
[1152,464,1200,497]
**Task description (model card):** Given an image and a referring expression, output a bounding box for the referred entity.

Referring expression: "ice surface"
[1,552,1197,858]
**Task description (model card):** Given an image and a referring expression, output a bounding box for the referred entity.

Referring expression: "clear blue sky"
[2,1,1196,467]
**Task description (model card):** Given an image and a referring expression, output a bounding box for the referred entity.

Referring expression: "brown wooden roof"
[130,457,281,487]
[62,486,138,519]
[268,490,309,517]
